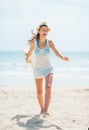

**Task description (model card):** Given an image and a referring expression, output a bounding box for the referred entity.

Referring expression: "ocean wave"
[54,73,89,81]
[0,70,33,76]
[0,62,25,66]
[79,60,89,64]
[54,67,89,71]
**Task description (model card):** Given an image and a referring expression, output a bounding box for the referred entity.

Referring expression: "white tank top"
[34,40,51,69]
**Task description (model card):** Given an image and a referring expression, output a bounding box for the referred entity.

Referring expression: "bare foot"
[43,112,50,118]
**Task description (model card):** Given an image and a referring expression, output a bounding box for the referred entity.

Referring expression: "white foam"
[54,67,89,72]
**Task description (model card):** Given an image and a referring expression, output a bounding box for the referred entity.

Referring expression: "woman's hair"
[28,30,40,45]
[36,32,40,41]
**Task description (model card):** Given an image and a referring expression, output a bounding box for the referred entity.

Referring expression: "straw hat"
[36,22,50,32]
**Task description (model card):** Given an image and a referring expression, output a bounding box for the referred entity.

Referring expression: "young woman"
[25,22,69,117]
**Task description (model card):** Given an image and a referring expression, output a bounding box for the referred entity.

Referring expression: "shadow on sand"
[11,114,63,130]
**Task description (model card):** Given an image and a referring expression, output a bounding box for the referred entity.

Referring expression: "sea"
[0,51,89,87]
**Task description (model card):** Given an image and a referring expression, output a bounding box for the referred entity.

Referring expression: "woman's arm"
[25,42,34,63]
[49,40,69,61]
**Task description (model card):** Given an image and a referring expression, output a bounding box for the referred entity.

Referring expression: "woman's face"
[39,27,49,38]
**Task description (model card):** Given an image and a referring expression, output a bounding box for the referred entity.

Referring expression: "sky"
[0,0,89,51]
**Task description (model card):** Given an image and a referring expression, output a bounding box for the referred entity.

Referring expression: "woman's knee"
[37,90,43,95]
[45,73,53,87]
[45,86,51,94]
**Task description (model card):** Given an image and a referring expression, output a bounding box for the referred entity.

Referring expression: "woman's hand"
[25,59,32,64]
[62,56,69,61]
[25,42,34,64]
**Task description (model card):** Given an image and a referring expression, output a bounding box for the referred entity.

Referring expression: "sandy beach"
[0,86,89,130]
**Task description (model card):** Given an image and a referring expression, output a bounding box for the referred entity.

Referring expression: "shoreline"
[0,84,89,88]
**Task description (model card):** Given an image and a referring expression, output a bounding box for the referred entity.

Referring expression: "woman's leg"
[35,78,44,113]
[44,73,53,113]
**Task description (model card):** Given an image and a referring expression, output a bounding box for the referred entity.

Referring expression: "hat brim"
[36,27,50,32]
